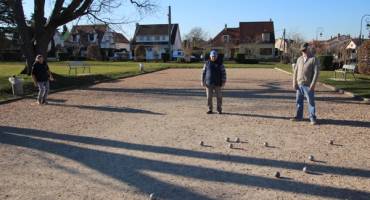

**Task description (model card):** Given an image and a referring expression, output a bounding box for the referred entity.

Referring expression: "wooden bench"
[334,64,356,80]
[67,61,91,75]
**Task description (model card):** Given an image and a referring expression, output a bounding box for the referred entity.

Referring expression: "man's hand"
[310,85,316,91]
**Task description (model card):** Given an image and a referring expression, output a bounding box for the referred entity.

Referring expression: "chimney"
[269,18,272,22]
[225,24,227,30]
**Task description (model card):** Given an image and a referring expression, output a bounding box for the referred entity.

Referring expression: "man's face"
[210,56,217,62]
[38,56,44,63]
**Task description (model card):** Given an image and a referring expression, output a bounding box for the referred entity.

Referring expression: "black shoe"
[218,110,222,114]
[207,110,213,114]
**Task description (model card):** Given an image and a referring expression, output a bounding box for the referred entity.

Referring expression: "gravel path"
[0,68,369,200]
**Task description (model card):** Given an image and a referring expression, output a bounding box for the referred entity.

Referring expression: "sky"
[22,0,370,41]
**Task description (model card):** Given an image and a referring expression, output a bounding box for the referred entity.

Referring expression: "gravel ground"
[0,68,369,200]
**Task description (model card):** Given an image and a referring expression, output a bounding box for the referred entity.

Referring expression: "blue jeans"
[295,85,316,120]
[37,81,49,103]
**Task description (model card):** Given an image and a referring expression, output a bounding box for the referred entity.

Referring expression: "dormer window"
[72,34,79,42]
[223,35,230,43]
[88,33,96,42]
[262,33,270,42]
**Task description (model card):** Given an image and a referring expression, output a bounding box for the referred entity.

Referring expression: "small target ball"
[275,171,280,178]
[308,155,314,161]
[303,166,308,173]
[149,193,156,200]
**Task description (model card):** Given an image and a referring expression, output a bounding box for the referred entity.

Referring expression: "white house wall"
[172,28,182,51]
[116,43,130,51]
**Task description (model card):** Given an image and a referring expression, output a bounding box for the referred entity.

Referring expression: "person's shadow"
[1,126,370,200]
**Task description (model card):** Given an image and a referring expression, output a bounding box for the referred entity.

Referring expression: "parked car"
[109,51,129,61]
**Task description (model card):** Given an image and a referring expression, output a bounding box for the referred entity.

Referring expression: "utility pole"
[280,28,286,63]
[168,5,172,60]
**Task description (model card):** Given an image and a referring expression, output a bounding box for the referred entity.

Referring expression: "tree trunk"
[19,27,54,75]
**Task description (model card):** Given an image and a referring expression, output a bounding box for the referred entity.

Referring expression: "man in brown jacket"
[291,43,320,125]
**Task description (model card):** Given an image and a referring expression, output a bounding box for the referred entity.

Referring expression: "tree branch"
[49,0,64,21]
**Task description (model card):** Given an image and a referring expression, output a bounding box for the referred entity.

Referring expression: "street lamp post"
[316,27,324,41]
[359,14,370,43]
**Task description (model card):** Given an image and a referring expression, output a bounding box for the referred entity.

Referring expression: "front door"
[146,48,154,60]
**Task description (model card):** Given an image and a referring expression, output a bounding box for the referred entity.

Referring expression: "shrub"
[87,44,102,60]
[57,52,70,61]
[318,55,334,70]
[176,57,185,63]
[134,45,146,61]
[357,40,370,75]
[235,54,245,63]
[358,62,370,75]
[0,52,23,61]
[161,53,170,62]
[235,54,259,64]
[243,59,259,64]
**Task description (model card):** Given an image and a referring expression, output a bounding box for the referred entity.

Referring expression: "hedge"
[318,55,334,70]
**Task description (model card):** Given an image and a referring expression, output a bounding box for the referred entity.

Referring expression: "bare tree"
[6,0,156,74]
[287,32,305,63]
[184,27,209,47]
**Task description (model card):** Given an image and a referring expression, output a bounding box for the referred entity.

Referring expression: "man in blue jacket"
[201,50,227,114]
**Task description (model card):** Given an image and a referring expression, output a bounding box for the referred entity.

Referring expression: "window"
[139,36,144,41]
[146,36,151,41]
[262,33,270,42]
[245,48,252,55]
[162,35,167,41]
[72,34,79,42]
[155,35,160,41]
[89,33,95,42]
[260,48,273,55]
[223,35,230,43]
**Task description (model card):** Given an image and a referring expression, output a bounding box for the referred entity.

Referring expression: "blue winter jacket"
[202,61,226,87]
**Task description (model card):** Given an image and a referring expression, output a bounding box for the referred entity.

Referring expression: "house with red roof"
[65,24,130,58]
[211,21,276,60]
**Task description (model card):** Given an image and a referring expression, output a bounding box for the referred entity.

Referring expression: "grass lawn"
[0,61,277,101]
[276,65,370,99]
[1,61,370,101]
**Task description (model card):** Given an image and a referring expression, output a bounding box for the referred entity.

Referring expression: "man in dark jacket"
[201,50,226,114]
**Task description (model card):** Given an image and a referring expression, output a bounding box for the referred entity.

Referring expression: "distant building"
[131,23,182,60]
[211,21,276,59]
[65,24,129,58]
